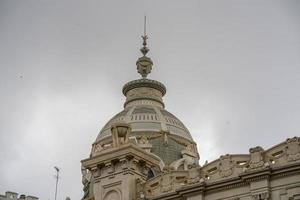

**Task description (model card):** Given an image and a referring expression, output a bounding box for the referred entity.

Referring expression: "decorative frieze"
[124,87,164,108]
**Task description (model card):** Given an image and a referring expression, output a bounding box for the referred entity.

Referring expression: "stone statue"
[81,166,92,200]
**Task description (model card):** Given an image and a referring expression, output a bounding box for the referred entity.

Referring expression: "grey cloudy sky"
[0,0,300,199]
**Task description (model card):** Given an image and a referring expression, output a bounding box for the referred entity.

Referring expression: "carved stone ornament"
[111,122,131,147]
[219,154,234,177]
[249,146,265,169]
[160,173,173,193]
[91,143,102,156]
[131,160,139,170]
[163,131,169,145]
[186,143,196,153]
[187,164,200,185]
[91,166,99,176]
[135,178,145,199]
[139,135,149,144]
[286,137,300,162]
[106,163,114,174]
[120,159,129,170]
[137,56,153,78]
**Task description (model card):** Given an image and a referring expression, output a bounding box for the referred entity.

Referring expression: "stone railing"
[140,137,300,198]
[143,170,188,198]
[201,154,250,182]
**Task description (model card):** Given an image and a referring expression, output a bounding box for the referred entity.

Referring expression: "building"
[81,31,300,200]
[0,191,38,200]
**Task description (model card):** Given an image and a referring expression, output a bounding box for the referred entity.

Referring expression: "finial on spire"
[136,16,153,78]
[144,15,147,37]
[141,16,149,56]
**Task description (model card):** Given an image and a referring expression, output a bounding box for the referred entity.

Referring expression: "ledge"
[122,79,166,96]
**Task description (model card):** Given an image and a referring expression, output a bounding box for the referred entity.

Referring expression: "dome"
[96,78,193,142]
[92,33,198,165]
[93,78,198,165]
[96,105,193,142]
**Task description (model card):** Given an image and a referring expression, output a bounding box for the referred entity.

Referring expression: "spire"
[136,16,153,79]
[140,16,149,56]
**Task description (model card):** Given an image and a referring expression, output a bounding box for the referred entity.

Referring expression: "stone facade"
[81,34,300,200]
[143,137,300,200]
[82,134,300,200]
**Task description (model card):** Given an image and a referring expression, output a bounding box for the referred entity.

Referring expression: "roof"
[95,105,193,142]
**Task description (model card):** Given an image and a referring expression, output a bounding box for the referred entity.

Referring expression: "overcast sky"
[0,0,300,200]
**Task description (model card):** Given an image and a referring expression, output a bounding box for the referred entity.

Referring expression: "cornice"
[81,143,161,169]
[271,162,300,179]
[240,167,271,182]
[122,79,166,96]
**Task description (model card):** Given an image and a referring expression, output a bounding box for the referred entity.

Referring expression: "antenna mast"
[54,166,60,200]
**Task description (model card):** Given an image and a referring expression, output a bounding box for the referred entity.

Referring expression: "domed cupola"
[92,25,199,166]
